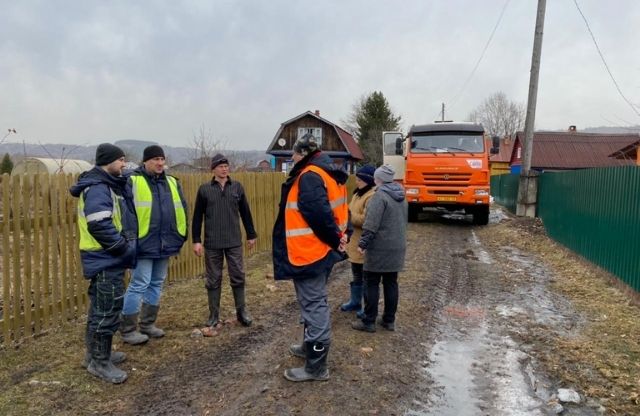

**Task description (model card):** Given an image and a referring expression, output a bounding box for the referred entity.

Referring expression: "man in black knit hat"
[69,143,137,383]
[192,153,257,328]
[121,145,188,345]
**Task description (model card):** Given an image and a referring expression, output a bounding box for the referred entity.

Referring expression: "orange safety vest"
[285,165,348,266]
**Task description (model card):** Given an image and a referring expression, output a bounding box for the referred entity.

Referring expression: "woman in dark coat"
[352,164,407,332]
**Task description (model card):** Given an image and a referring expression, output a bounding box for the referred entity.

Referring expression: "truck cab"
[383,122,498,224]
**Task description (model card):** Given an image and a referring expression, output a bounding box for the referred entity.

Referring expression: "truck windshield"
[410,133,484,153]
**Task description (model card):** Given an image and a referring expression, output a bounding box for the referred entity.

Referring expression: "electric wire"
[573,0,640,118]
[433,0,511,121]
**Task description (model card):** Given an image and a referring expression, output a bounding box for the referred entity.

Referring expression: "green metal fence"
[490,173,520,213]
[537,167,640,292]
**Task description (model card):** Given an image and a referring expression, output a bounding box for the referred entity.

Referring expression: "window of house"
[517,146,521,159]
[297,127,323,147]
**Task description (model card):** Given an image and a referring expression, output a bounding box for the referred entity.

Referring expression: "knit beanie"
[374,164,395,184]
[210,153,229,169]
[95,143,125,166]
[355,165,376,186]
[142,145,165,162]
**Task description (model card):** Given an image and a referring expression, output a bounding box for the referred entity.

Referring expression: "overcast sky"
[2,0,639,150]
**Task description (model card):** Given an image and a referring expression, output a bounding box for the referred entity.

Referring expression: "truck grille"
[422,172,472,186]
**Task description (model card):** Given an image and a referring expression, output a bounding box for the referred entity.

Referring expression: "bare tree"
[467,92,525,138]
[189,124,227,170]
[38,142,82,173]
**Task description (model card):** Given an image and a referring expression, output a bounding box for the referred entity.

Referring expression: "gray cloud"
[1,0,639,150]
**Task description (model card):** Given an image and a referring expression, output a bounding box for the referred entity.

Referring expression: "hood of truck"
[404,153,489,186]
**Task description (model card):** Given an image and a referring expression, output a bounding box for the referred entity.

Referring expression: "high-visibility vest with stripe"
[77,188,122,251]
[285,165,348,266]
[130,175,187,238]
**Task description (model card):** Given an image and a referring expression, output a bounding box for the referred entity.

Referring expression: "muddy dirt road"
[6,208,632,415]
[112,210,603,416]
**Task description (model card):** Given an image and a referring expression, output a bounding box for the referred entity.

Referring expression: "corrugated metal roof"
[513,131,639,169]
[608,139,640,160]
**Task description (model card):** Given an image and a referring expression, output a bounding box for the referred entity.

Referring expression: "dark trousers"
[363,271,398,325]
[351,262,364,285]
[204,246,245,289]
[87,268,125,339]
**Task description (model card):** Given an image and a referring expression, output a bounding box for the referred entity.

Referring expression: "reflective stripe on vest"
[285,164,348,266]
[77,187,122,251]
[130,175,187,238]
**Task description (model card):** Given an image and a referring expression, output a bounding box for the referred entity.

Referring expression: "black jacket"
[272,151,349,280]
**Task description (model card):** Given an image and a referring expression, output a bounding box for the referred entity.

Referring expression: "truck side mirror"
[395,138,403,155]
[490,136,500,154]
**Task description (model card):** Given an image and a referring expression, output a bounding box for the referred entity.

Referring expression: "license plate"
[436,196,457,202]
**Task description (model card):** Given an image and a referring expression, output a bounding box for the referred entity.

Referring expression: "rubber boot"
[139,303,165,338]
[120,313,149,345]
[232,286,253,327]
[289,324,306,358]
[340,282,363,312]
[284,342,330,382]
[206,287,221,327]
[82,328,126,368]
[87,333,128,384]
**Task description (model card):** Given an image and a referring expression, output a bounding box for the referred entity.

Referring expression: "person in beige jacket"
[340,165,376,315]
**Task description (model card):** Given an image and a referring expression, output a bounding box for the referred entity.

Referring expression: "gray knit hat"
[374,164,395,183]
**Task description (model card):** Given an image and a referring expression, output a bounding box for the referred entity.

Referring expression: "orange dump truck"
[383,122,498,224]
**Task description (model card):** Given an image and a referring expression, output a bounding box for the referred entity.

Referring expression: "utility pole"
[441,103,445,122]
[516,0,546,217]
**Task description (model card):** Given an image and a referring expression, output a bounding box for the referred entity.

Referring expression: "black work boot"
[87,334,128,384]
[232,286,253,327]
[139,303,165,338]
[289,325,306,358]
[206,287,221,327]
[120,313,149,345]
[284,342,330,382]
[82,328,126,368]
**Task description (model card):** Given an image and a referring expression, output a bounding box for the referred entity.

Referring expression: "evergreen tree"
[0,153,13,174]
[347,91,401,166]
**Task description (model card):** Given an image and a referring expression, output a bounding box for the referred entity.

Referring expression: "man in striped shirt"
[192,153,257,328]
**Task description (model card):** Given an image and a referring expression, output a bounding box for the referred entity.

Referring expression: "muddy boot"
[284,342,330,382]
[82,329,126,368]
[206,287,221,327]
[87,334,128,384]
[340,282,363,312]
[351,320,376,333]
[120,313,149,345]
[139,303,165,338]
[377,317,395,331]
[232,286,253,327]
[289,325,306,358]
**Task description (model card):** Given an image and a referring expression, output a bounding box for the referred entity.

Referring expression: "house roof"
[512,131,640,169]
[267,111,364,160]
[608,139,640,160]
[490,137,515,163]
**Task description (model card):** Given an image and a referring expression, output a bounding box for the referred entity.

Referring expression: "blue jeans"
[87,268,125,336]
[122,258,170,314]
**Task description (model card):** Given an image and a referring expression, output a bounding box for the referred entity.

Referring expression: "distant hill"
[0,139,272,168]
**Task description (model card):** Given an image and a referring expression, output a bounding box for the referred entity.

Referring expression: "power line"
[435,0,511,120]
[573,0,640,118]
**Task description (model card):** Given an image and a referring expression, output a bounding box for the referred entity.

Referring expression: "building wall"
[490,162,510,176]
[271,115,345,153]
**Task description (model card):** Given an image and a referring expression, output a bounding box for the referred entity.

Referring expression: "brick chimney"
[568,125,577,132]
[314,110,320,116]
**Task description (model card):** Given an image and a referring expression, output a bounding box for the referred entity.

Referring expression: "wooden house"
[266,110,364,173]
[489,136,515,176]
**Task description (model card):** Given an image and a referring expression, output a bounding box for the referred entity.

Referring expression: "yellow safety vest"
[77,188,122,251]
[130,174,187,238]
[285,165,348,266]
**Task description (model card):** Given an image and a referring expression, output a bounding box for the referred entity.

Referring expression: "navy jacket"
[69,167,138,278]
[128,167,188,258]
[272,151,349,280]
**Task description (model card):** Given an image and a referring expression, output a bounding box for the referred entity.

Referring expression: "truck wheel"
[408,205,419,222]
[472,206,490,225]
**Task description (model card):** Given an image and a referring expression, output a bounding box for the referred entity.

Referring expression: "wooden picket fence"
[0,171,287,346]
